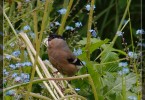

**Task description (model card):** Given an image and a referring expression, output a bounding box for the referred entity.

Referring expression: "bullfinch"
[47,34,84,76]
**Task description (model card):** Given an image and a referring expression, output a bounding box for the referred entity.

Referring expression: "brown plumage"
[47,34,83,76]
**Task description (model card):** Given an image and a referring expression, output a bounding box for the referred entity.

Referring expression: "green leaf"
[86,61,102,90]
[104,73,137,96]
[100,51,120,72]
[89,39,109,54]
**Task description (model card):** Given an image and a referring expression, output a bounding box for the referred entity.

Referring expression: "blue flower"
[16,63,22,68]
[6,90,16,96]
[85,4,96,11]
[73,48,82,56]
[12,73,18,78]
[65,26,74,31]
[28,32,35,38]
[23,25,31,31]
[75,88,80,91]
[118,67,129,75]
[22,62,32,66]
[75,22,82,28]
[119,62,128,67]
[9,64,16,69]
[128,96,137,100]
[15,76,22,82]
[20,73,30,82]
[128,51,137,59]
[116,31,123,36]
[89,29,97,37]
[12,50,20,57]
[58,8,67,14]
[3,69,9,76]
[5,55,11,60]
[136,29,144,34]
[54,21,61,26]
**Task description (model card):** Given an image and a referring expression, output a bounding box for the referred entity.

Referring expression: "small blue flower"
[122,67,129,73]
[54,21,61,26]
[28,32,35,38]
[128,51,137,59]
[5,55,11,60]
[6,90,16,96]
[65,26,74,31]
[3,69,9,76]
[128,96,137,100]
[75,88,80,91]
[118,67,129,75]
[9,64,16,69]
[89,29,97,37]
[15,76,22,82]
[16,63,22,68]
[21,73,30,82]
[119,62,128,67]
[12,50,20,57]
[136,29,144,34]
[12,73,18,78]
[75,22,82,28]
[58,8,67,14]
[116,31,123,36]
[50,23,54,28]
[85,4,96,11]
[73,48,82,56]
[138,43,145,47]
[23,62,32,66]
[23,25,31,31]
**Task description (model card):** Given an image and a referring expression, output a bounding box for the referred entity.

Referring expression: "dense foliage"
[3,0,144,100]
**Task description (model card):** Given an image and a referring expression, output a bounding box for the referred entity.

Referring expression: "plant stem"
[4,74,89,92]
[88,75,98,100]
[58,0,74,35]
[86,0,95,60]
[4,74,98,99]
[3,11,18,39]
[25,1,51,99]
[94,0,131,61]
[58,94,87,100]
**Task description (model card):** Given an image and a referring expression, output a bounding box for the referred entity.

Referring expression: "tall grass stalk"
[25,1,54,99]
[58,0,74,35]
[3,12,18,39]
[86,0,95,60]
[94,0,131,61]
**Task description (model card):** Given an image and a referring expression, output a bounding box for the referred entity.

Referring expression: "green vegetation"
[3,0,143,100]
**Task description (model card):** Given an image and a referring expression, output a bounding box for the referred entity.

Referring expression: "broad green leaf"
[104,73,137,97]
[89,39,109,54]
[100,51,120,72]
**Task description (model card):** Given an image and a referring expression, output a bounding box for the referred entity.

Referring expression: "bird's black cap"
[48,34,64,41]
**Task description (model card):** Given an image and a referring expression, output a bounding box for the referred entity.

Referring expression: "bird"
[47,34,84,76]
